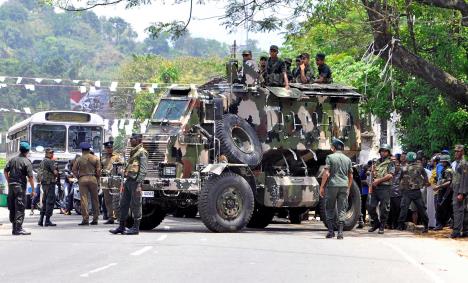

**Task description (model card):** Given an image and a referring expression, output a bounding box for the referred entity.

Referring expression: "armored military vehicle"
[134,73,362,232]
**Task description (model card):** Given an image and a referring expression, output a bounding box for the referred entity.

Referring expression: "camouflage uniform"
[368,157,395,229]
[397,162,429,230]
[452,153,468,236]
[265,58,286,87]
[101,152,123,222]
[73,150,101,224]
[39,155,57,224]
[435,165,453,228]
[120,142,148,226]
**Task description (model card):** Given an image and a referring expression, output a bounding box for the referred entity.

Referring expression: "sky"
[0,0,286,52]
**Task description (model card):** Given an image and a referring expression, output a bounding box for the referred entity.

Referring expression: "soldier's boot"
[124,220,140,235]
[378,224,385,234]
[422,222,429,233]
[337,222,344,240]
[38,213,45,227]
[368,223,380,233]
[325,222,335,238]
[397,222,406,231]
[11,223,16,235]
[44,216,57,227]
[13,226,31,236]
[109,221,126,234]
[357,216,364,229]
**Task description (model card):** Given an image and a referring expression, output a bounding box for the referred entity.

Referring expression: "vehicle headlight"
[161,164,177,178]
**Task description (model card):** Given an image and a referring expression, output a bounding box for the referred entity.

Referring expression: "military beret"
[454,144,464,151]
[316,53,326,60]
[103,141,114,147]
[19,141,30,151]
[80,142,92,150]
[131,133,143,139]
[242,50,252,55]
[332,138,344,149]
[269,45,279,51]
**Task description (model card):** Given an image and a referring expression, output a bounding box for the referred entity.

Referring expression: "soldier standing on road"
[397,152,429,233]
[368,144,395,234]
[4,141,35,235]
[433,155,453,230]
[110,133,148,235]
[449,145,468,238]
[319,138,353,239]
[72,142,101,226]
[38,148,58,227]
[265,45,289,88]
[101,141,123,225]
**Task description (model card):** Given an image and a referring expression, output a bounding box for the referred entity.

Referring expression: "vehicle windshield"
[68,126,103,152]
[152,99,189,121]
[31,125,66,152]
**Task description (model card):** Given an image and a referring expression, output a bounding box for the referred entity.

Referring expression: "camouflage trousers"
[103,187,120,221]
[325,186,348,223]
[119,179,142,222]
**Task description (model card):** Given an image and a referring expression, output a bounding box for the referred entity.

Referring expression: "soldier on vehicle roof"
[314,53,333,84]
[239,50,259,85]
[284,58,293,82]
[297,53,314,84]
[72,142,101,226]
[258,56,268,85]
[265,45,289,89]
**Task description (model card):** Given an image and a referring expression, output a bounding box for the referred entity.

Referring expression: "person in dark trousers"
[110,133,148,235]
[4,141,35,235]
[368,144,395,234]
[433,155,453,230]
[388,158,402,229]
[38,148,59,227]
[449,145,468,238]
[397,152,429,233]
[319,138,353,239]
[357,161,371,228]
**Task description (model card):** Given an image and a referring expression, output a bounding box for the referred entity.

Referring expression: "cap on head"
[332,138,344,150]
[454,144,464,151]
[19,141,30,152]
[242,50,252,56]
[45,148,54,154]
[316,53,326,60]
[269,45,279,52]
[406,152,417,162]
[439,154,451,162]
[441,149,449,154]
[379,144,392,154]
[79,142,92,150]
[103,141,114,147]
[131,133,143,140]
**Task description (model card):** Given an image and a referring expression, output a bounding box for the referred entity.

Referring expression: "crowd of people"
[356,145,468,239]
[238,45,333,88]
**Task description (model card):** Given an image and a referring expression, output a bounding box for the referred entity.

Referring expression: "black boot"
[11,223,16,235]
[13,226,31,235]
[38,213,44,227]
[378,224,385,234]
[337,223,344,240]
[368,223,379,233]
[44,217,57,227]
[422,223,429,233]
[124,220,140,235]
[357,215,364,229]
[325,222,335,238]
[109,221,126,234]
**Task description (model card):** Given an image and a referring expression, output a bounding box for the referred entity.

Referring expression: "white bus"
[6,111,105,169]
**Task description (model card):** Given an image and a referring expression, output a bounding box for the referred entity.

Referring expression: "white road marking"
[381,240,445,283]
[131,246,153,256]
[163,226,170,230]
[157,234,168,241]
[200,238,207,242]
[80,263,117,278]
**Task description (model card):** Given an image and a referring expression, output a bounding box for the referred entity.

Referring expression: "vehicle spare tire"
[216,114,262,167]
[320,180,361,231]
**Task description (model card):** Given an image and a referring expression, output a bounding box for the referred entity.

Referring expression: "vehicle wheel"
[320,181,361,231]
[247,203,274,229]
[73,200,82,215]
[216,114,262,167]
[198,172,254,232]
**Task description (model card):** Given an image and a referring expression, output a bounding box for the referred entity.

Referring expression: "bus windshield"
[31,125,66,152]
[152,99,189,121]
[68,126,103,152]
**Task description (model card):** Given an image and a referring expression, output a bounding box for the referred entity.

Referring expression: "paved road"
[0,209,467,283]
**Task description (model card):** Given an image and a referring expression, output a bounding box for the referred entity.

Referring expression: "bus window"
[31,125,66,152]
[68,126,102,152]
